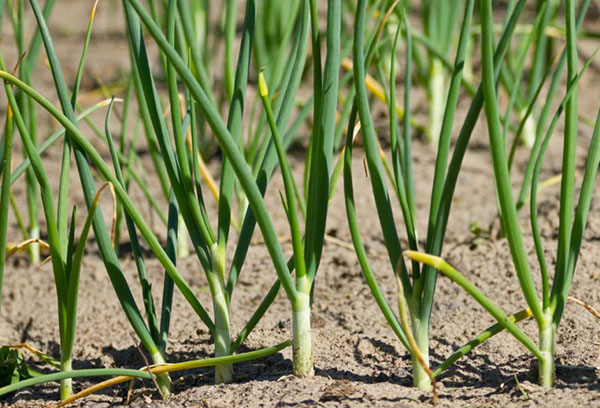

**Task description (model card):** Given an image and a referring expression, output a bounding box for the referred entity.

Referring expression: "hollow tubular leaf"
[479,0,543,324]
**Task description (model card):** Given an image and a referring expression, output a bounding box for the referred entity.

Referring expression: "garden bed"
[2,1,600,406]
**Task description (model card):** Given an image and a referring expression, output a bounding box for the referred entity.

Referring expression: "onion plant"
[22,0,177,396]
[119,0,345,378]
[345,0,536,390]
[0,72,291,402]
[1,0,295,395]
[1,0,338,382]
[0,2,103,398]
[0,48,104,403]
[1,0,175,398]
[407,0,600,387]
[346,0,469,390]
[120,0,266,382]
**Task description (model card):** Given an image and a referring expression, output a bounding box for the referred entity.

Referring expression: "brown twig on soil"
[125,377,136,406]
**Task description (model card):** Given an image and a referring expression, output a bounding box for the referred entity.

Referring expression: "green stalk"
[105,98,161,345]
[133,0,303,383]
[212,281,233,383]
[479,0,544,326]
[551,0,578,318]
[259,70,310,376]
[410,317,431,390]
[0,105,14,315]
[411,5,596,387]
[479,0,588,386]
[344,94,525,383]
[292,282,313,377]
[348,0,523,390]
[427,57,445,144]
[28,0,172,396]
[391,16,432,389]
[169,0,253,383]
[538,311,555,387]
[351,0,434,389]
[2,69,69,399]
[304,0,340,283]
[130,0,229,386]
[548,0,598,382]
[159,190,178,354]
[55,16,99,397]
[224,0,237,101]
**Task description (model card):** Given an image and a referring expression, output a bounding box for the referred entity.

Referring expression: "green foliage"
[1,0,600,402]
[0,347,39,387]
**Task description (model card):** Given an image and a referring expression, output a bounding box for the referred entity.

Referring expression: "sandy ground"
[2,1,600,407]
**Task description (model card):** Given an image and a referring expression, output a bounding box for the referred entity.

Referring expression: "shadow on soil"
[2,337,598,406]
